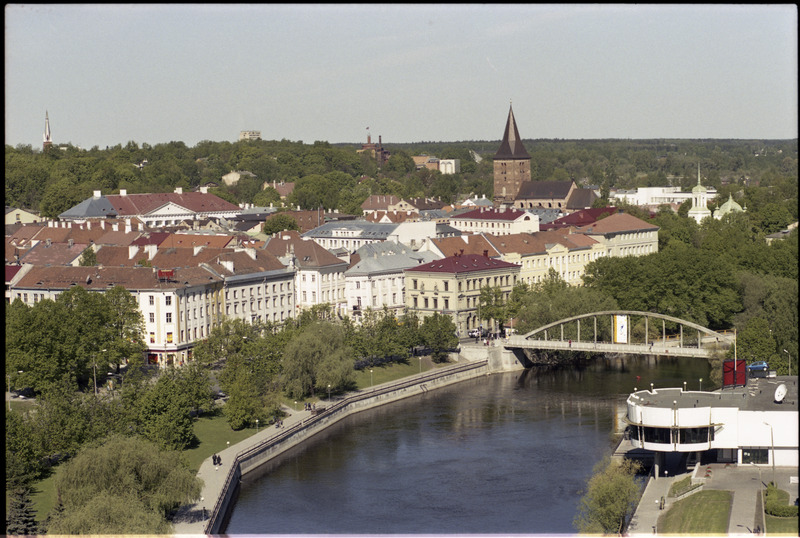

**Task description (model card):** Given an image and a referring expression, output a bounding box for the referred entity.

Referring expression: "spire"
[697,163,701,186]
[494,104,530,160]
[43,111,52,149]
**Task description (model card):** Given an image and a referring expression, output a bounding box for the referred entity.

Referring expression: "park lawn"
[765,513,799,534]
[182,409,259,471]
[658,490,732,534]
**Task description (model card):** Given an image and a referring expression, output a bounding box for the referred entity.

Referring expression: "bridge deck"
[505,335,728,358]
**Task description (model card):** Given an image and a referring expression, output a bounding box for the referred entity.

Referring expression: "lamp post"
[783,349,791,377]
[699,378,703,391]
[294,401,298,412]
[327,384,331,400]
[93,349,107,397]
[763,421,775,485]
[419,356,422,373]
[370,369,373,387]
[256,419,259,433]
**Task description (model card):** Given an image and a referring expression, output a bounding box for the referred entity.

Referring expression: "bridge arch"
[521,310,733,344]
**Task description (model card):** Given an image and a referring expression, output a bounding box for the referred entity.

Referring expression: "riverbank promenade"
[171,403,310,536]
[628,463,798,535]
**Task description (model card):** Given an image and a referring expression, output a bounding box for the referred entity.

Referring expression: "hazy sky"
[5,4,798,149]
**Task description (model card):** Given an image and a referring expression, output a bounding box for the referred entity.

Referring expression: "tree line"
[6,138,796,221]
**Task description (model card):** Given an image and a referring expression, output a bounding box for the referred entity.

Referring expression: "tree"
[5,487,39,535]
[78,247,97,266]
[263,212,300,235]
[574,456,641,534]
[46,434,201,534]
[479,286,506,334]
[282,322,355,399]
[419,313,458,363]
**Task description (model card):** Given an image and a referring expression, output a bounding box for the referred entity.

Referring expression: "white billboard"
[614,315,628,344]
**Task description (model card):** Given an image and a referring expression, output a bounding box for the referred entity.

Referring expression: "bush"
[668,476,701,497]
[764,483,799,517]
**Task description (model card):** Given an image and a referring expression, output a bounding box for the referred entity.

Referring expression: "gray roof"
[525,208,563,224]
[59,195,118,220]
[347,242,439,276]
[302,220,398,240]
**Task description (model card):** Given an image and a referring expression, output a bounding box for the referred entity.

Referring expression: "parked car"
[747,361,769,373]
[468,328,489,338]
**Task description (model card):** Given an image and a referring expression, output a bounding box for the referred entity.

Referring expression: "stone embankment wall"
[206,359,490,534]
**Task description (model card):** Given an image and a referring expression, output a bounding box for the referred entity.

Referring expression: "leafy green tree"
[479,286,506,334]
[192,318,256,367]
[282,322,355,398]
[735,316,776,366]
[137,369,199,450]
[419,312,458,363]
[574,456,641,534]
[46,434,201,534]
[263,212,301,235]
[78,247,97,266]
[353,308,409,365]
[5,486,39,535]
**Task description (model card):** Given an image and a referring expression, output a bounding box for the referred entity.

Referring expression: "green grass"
[182,408,260,471]
[658,490,732,534]
[765,513,800,535]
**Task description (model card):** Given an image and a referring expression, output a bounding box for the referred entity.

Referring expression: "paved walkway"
[629,463,798,535]
[171,405,314,536]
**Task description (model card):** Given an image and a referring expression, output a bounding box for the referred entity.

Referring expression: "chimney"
[145,243,157,260]
[46,238,51,247]
[112,222,119,232]
[174,187,183,194]
[68,239,74,248]
[120,189,127,196]
[128,245,140,259]
[199,186,208,194]
[221,259,234,273]
[93,190,102,198]
[193,245,205,256]
[100,220,106,230]
[483,250,489,258]
[125,218,131,234]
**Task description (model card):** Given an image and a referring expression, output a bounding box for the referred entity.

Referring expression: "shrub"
[764,483,799,517]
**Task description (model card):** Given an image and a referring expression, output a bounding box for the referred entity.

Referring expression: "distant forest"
[5,138,797,225]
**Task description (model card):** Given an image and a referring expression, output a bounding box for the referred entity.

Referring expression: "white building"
[449,207,539,236]
[345,241,439,321]
[625,377,798,470]
[439,159,461,175]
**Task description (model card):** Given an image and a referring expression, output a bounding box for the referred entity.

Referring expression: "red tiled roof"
[262,230,346,269]
[574,212,659,234]
[406,253,519,274]
[105,192,239,216]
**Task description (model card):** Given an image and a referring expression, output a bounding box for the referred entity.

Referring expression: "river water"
[224,356,711,534]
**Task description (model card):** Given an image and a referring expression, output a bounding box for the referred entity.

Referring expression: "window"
[149,332,155,343]
[149,295,155,305]
[166,313,172,323]
[166,332,173,343]
[149,313,155,323]
[165,296,172,306]
[742,448,768,464]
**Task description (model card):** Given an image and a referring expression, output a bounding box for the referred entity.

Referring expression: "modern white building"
[625,377,798,471]
[449,207,539,236]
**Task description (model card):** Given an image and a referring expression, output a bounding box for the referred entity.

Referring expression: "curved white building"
[625,377,798,469]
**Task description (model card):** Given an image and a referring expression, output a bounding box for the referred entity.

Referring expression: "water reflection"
[225,356,710,534]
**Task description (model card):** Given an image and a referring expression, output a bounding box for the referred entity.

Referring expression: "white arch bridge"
[504,310,734,360]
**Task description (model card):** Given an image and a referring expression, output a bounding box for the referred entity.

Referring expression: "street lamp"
[419,356,422,373]
[370,369,373,387]
[256,419,259,433]
[93,349,107,397]
[7,371,22,412]
[763,421,775,486]
[294,401,298,411]
[327,384,331,400]
[783,349,791,377]
[699,378,703,391]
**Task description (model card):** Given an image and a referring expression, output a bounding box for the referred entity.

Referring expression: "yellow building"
[404,252,521,336]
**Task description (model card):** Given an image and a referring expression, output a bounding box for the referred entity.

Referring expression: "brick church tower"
[493,104,530,206]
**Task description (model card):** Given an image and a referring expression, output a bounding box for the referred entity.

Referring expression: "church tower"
[493,104,531,206]
[687,164,712,224]
[43,111,53,151]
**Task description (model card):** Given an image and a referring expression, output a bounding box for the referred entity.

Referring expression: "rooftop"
[629,376,798,413]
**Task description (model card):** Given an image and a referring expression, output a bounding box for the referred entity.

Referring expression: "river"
[224,355,711,534]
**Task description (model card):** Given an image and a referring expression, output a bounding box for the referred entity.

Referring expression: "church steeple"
[494,103,530,160]
[493,103,531,206]
[43,111,52,150]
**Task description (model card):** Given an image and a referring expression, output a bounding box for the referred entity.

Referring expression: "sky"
[5,4,798,149]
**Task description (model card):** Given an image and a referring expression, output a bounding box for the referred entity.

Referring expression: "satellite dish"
[774,383,787,403]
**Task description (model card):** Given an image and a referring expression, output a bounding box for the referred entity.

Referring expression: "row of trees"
[192,308,459,430]
[6,137,795,221]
